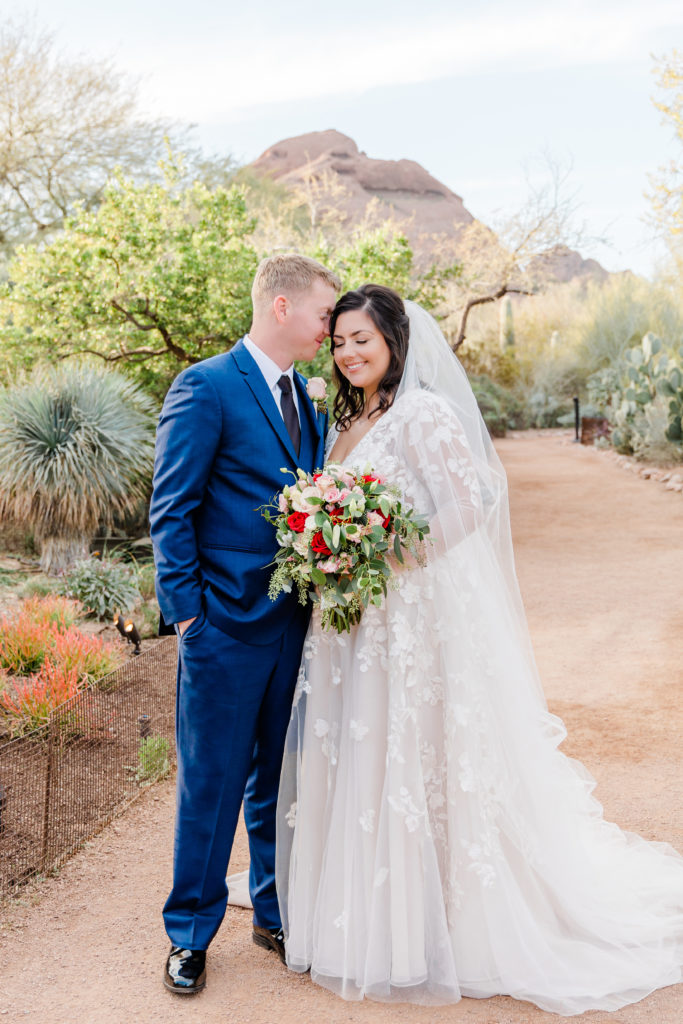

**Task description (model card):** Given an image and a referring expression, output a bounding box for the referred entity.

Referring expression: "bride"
[275,284,683,1014]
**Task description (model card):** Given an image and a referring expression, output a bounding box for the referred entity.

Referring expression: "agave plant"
[0,363,157,573]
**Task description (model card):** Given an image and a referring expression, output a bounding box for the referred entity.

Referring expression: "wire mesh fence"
[0,636,177,895]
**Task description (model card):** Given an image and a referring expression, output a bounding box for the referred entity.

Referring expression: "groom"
[150,254,340,994]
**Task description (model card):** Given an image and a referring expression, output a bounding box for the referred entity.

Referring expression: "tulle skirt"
[276,533,683,1014]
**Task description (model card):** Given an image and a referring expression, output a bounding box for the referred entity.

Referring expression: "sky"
[11,0,683,277]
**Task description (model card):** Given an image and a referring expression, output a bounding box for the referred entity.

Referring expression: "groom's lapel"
[294,371,322,441]
[295,371,325,469]
[233,339,299,462]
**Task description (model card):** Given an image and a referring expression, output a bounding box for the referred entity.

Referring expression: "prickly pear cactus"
[586,333,683,458]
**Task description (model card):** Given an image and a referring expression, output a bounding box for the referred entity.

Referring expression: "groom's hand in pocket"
[177,616,197,637]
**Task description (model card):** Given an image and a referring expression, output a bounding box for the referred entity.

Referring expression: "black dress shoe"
[252,924,286,964]
[163,945,207,994]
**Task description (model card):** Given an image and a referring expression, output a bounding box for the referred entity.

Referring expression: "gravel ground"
[1,431,681,1024]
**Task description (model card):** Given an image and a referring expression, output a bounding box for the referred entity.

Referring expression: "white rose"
[290,485,320,513]
[293,535,309,557]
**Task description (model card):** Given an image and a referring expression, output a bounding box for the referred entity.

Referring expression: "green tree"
[2,161,259,395]
[649,50,683,272]
[0,17,189,257]
[0,363,156,573]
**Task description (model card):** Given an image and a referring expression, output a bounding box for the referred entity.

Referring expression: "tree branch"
[453,286,534,350]
[108,299,194,362]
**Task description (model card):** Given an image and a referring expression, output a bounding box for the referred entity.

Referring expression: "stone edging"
[589,445,683,494]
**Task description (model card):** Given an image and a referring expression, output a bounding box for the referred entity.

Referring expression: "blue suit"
[150,338,326,950]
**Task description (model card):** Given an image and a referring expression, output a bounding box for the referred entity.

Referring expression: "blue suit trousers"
[162,607,307,950]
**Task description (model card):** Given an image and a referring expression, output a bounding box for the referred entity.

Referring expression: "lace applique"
[314,719,339,764]
[292,665,311,708]
[349,719,369,741]
[359,809,375,833]
[388,786,426,834]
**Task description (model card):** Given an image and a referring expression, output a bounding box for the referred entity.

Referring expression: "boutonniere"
[306,377,328,415]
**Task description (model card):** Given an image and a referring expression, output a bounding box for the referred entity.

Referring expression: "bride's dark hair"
[330,283,410,432]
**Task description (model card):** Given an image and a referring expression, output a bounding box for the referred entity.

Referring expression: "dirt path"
[1,432,682,1024]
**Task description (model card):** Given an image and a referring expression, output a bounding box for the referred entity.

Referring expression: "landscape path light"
[124,619,142,655]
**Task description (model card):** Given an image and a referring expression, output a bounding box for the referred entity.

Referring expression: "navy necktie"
[277,375,301,454]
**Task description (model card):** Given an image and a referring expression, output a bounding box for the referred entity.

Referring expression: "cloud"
[134,1,683,120]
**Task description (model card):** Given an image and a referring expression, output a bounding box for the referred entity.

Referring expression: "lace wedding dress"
[275,307,683,1015]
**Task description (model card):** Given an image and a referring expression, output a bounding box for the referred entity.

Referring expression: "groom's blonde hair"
[252,254,341,315]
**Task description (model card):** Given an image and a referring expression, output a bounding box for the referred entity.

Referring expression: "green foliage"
[574,276,683,380]
[587,332,683,461]
[321,228,414,295]
[0,362,156,573]
[21,577,59,599]
[2,160,259,396]
[134,561,157,601]
[649,51,683,274]
[130,560,160,640]
[136,734,170,784]
[59,557,141,620]
[499,296,515,350]
[470,374,526,436]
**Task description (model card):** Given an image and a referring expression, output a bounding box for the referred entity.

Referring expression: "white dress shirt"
[243,335,300,422]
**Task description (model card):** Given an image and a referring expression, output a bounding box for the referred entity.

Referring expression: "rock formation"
[249,129,474,248]
[249,130,612,284]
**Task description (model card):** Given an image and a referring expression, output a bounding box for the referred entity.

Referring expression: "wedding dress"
[275,303,683,1014]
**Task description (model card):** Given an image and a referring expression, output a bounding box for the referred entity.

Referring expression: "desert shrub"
[470,375,526,436]
[20,595,82,632]
[21,577,59,599]
[0,612,53,675]
[135,735,170,784]
[134,561,157,602]
[51,628,123,684]
[59,557,141,620]
[0,363,156,574]
[574,276,683,379]
[0,660,82,737]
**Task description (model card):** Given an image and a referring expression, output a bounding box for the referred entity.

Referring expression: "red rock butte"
[250,129,474,245]
[249,129,611,283]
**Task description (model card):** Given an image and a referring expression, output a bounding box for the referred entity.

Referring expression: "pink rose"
[306,377,327,401]
[315,473,335,494]
[317,557,341,573]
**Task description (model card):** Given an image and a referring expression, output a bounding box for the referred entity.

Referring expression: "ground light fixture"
[113,612,142,654]
[124,619,142,655]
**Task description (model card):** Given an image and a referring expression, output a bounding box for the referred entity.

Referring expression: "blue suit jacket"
[149,339,327,646]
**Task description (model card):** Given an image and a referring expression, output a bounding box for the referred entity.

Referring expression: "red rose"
[381,513,392,530]
[362,473,381,484]
[313,473,322,481]
[311,531,332,556]
[328,506,347,522]
[287,512,307,533]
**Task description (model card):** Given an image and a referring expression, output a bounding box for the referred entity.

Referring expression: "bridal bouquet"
[263,465,430,633]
